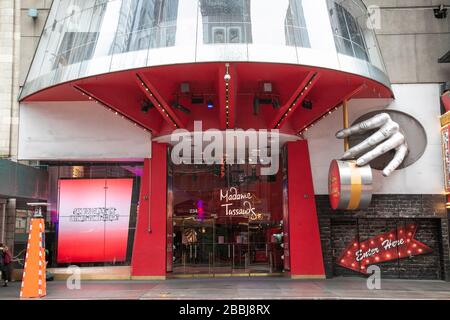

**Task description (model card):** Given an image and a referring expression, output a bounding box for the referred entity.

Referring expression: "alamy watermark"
[367,5,382,30]
[66,265,81,290]
[366,265,381,290]
[170,121,280,176]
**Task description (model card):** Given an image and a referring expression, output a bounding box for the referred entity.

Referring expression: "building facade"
[0,0,51,259]
[1,0,449,280]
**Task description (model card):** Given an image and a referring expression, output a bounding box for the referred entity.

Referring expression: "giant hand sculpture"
[335,113,408,177]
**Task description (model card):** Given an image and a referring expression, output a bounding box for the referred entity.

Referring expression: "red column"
[287,140,325,279]
[131,142,167,279]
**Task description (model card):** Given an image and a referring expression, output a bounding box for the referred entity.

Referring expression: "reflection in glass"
[327,0,369,61]
[54,32,99,69]
[284,0,310,47]
[112,0,179,53]
[21,0,389,99]
[24,164,143,268]
[170,160,284,276]
[200,0,252,44]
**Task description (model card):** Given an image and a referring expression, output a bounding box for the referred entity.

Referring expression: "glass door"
[214,217,233,275]
[174,217,214,276]
[248,220,284,274]
[231,219,250,274]
[249,220,270,274]
[170,155,286,277]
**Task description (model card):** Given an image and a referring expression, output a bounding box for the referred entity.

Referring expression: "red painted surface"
[270,71,319,129]
[328,160,341,210]
[21,62,393,137]
[443,91,450,112]
[131,143,168,277]
[287,141,325,278]
[136,72,187,129]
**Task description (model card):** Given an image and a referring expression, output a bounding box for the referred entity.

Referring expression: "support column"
[1,199,16,252]
[287,140,325,279]
[131,142,167,279]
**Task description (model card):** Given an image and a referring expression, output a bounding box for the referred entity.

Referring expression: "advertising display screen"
[57,179,133,263]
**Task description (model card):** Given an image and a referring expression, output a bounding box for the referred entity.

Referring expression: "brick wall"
[315,195,450,281]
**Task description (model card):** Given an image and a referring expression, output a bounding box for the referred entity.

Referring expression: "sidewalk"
[0,277,449,300]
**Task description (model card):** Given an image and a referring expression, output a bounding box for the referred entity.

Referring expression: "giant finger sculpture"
[335,113,409,177]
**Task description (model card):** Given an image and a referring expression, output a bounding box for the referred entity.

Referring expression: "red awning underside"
[21,62,393,137]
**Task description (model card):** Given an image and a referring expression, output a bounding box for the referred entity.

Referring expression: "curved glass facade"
[21,0,389,98]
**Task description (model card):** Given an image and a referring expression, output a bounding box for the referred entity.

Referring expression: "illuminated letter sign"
[219,187,263,221]
[337,224,432,274]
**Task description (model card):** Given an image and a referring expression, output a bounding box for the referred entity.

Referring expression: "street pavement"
[0,277,449,300]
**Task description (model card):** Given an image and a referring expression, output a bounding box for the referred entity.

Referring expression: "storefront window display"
[15,163,143,269]
[168,151,286,276]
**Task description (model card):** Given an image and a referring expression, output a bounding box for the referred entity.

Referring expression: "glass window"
[284,0,310,47]
[200,0,252,44]
[169,158,285,276]
[38,163,143,268]
[327,1,369,61]
[53,32,99,68]
[112,0,179,54]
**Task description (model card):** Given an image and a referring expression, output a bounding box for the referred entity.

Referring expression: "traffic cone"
[20,218,46,298]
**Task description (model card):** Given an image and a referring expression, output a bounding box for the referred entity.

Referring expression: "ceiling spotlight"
[434,5,447,19]
[207,100,214,109]
[253,96,260,115]
[302,100,313,110]
[272,97,280,109]
[172,102,191,114]
[180,82,190,93]
[141,99,154,113]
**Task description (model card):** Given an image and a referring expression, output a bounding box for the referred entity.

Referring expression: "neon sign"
[337,224,432,274]
[219,187,264,221]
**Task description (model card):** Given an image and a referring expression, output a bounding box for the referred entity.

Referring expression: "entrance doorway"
[168,161,285,277]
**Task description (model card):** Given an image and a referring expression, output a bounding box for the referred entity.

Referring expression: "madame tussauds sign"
[220,187,259,219]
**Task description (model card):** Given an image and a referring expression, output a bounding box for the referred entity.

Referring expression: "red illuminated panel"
[57,179,133,263]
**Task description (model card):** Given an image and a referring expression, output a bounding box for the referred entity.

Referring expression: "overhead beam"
[218,63,236,129]
[270,71,320,129]
[297,83,367,135]
[136,72,185,129]
[73,85,152,133]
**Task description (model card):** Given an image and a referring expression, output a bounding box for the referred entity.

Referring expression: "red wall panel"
[131,142,167,277]
[287,141,325,278]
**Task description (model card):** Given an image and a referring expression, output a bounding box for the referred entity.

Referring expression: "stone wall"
[0,0,52,159]
[0,199,16,252]
[363,0,450,84]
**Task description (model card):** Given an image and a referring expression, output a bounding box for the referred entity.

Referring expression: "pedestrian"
[0,243,12,287]
[0,244,3,285]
